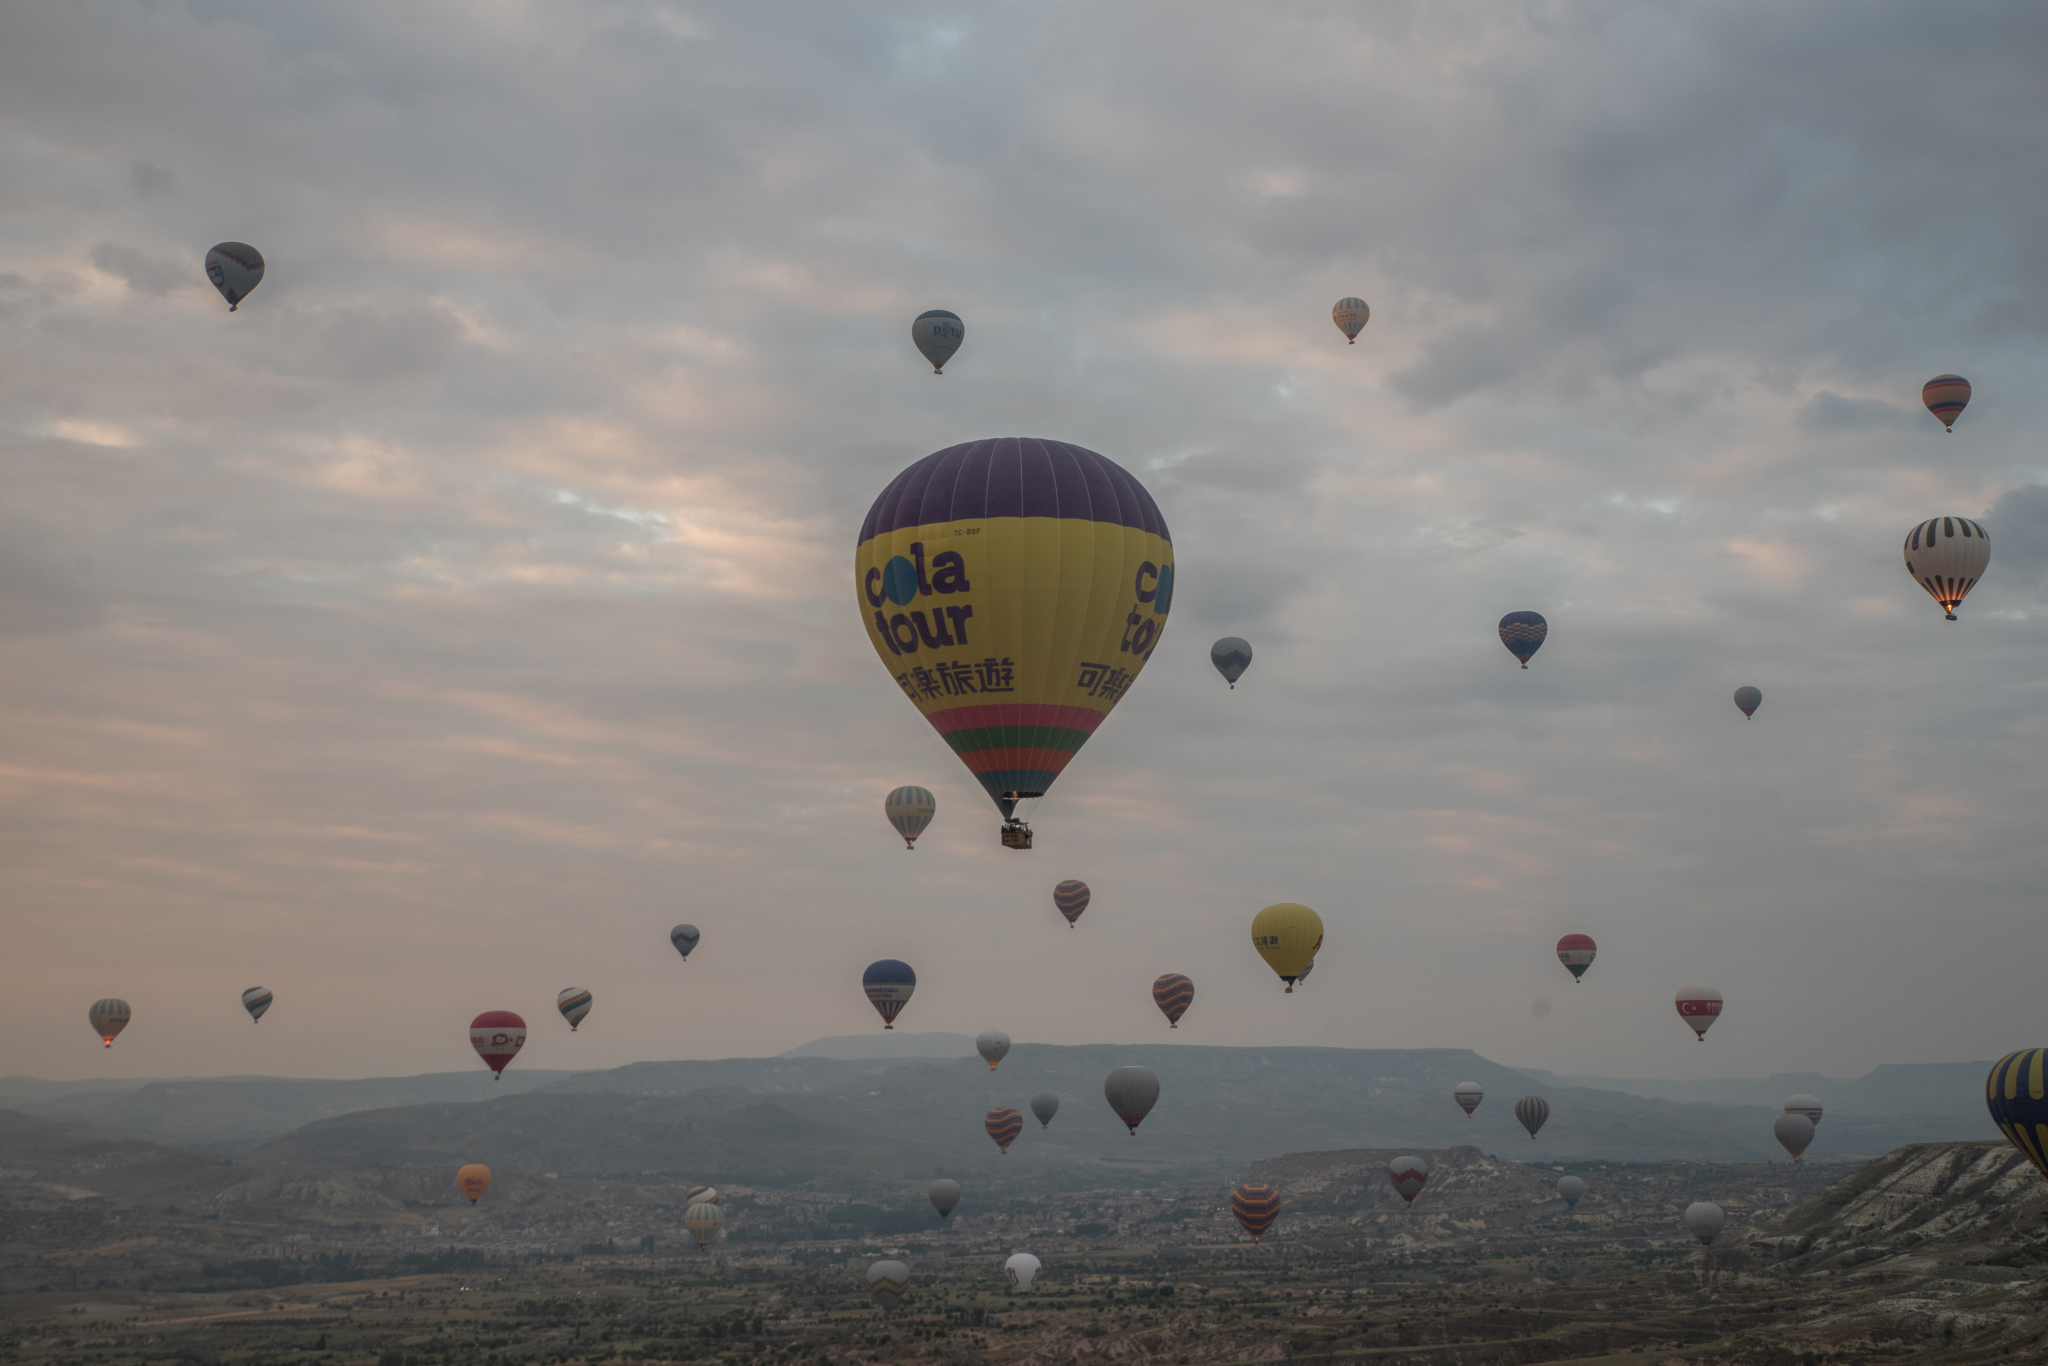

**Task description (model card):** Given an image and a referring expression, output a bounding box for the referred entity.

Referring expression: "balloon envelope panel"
[855,439,1173,818]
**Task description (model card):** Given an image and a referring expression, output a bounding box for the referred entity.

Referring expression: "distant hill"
[778,1032,978,1060]
[1523,1061,1992,1118]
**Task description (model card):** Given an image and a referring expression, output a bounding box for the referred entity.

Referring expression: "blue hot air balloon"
[1498,611,1548,669]
[1988,1050,2048,1181]
[863,959,916,1030]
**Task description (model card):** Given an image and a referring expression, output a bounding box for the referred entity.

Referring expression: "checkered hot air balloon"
[984,1107,1024,1153]
[856,440,1173,846]
[1151,973,1194,1028]
[1922,374,1971,431]
[1230,1182,1281,1242]
[1053,880,1090,927]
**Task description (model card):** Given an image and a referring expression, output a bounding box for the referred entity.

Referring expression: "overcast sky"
[6,2,2048,1086]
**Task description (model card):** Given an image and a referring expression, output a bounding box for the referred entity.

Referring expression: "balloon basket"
[1001,822,1033,850]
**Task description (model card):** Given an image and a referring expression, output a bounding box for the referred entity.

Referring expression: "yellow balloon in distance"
[457,1163,492,1204]
[1251,903,1324,992]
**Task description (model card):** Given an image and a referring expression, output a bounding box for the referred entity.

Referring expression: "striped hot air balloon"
[1675,987,1722,1041]
[1053,880,1090,926]
[985,1107,1024,1153]
[240,987,273,1023]
[1453,1082,1483,1116]
[89,998,131,1048]
[855,440,1173,847]
[1556,934,1596,982]
[1785,1094,1823,1127]
[1514,1095,1550,1139]
[1230,1182,1281,1242]
[685,1201,722,1249]
[1331,297,1370,343]
[1498,611,1547,668]
[1988,1050,2048,1180]
[469,1011,527,1077]
[1387,1156,1430,1204]
[1903,517,1990,621]
[1922,374,1971,431]
[1151,973,1194,1028]
[557,987,593,1032]
[885,785,936,848]
[863,960,916,1029]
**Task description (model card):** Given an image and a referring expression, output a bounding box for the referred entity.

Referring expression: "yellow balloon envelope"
[1251,903,1324,992]
[457,1163,492,1204]
[855,439,1173,836]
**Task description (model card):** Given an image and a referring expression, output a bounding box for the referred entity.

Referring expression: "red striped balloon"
[468,1011,527,1078]
[1556,934,1596,982]
[1052,880,1090,926]
[1922,374,1971,431]
[1230,1182,1281,1242]
[985,1106,1024,1153]
[1151,973,1193,1028]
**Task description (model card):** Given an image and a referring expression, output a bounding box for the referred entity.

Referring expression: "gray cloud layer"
[5,2,2048,1086]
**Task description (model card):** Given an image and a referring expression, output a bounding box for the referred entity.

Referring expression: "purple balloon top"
[860,438,1172,544]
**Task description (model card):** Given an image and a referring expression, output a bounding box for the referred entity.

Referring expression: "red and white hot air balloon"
[469,1010,527,1077]
[1556,934,1596,983]
[1453,1082,1483,1116]
[1386,1155,1430,1204]
[1674,988,1722,1042]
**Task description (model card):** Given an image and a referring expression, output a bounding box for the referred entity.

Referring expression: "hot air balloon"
[1331,297,1370,344]
[469,1011,527,1077]
[1210,637,1252,688]
[1052,880,1090,926]
[1514,1095,1550,1139]
[885,786,936,848]
[855,439,1174,848]
[89,998,131,1048]
[1733,686,1762,718]
[1231,1182,1281,1242]
[868,1259,911,1308]
[1986,1050,2048,1180]
[1903,517,1990,621]
[1104,1066,1159,1135]
[976,1029,1011,1070]
[1030,1091,1060,1127]
[985,1107,1024,1153]
[1453,1082,1483,1116]
[241,987,272,1023]
[1774,1114,1814,1162]
[929,1179,962,1220]
[1785,1095,1823,1127]
[457,1163,492,1204]
[557,988,592,1032]
[205,242,264,311]
[912,311,963,374]
[1152,973,1193,1028]
[863,960,916,1029]
[1675,987,1722,1041]
[1922,374,1971,431]
[670,924,700,960]
[1499,611,1547,668]
[1684,1201,1724,1245]
[1004,1252,1041,1291]
[1556,934,1596,982]
[1557,1175,1588,1210]
[1387,1156,1430,1204]
[1251,903,1323,992]
[684,1201,722,1249]
[686,1185,721,1205]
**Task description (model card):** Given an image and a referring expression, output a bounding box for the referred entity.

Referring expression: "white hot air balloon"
[1684,1201,1725,1245]
[1784,1094,1823,1127]
[1331,297,1370,344]
[1774,1113,1815,1162]
[205,242,265,311]
[1386,1156,1430,1204]
[1903,517,1990,621]
[868,1259,911,1308]
[1557,1175,1588,1210]
[976,1029,1011,1070]
[240,987,273,1023]
[556,988,592,1031]
[1453,1082,1483,1116]
[1005,1252,1042,1291]
[912,310,964,373]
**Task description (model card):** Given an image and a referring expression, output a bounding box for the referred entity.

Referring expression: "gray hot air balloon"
[867,1259,911,1308]
[1773,1113,1815,1162]
[928,1179,962,1220]
[1556,1175,1588,1210]
[1684,1201,1724,1245]
[670,924,700,960]
[1004,1252,1041,1291]
[1210,637,1253,689]
[1103,1065,1160,1135]
[975,1029,1011,1070]
[912,310,964,374]
[1784,1094,1823,1127]
[1030,1091,1059,1127]
[205,242,265,311]
[1514,1095,1549,1140]
[1733,686,1761,718]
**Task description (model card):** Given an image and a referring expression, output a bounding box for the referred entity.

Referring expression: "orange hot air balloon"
[457,1164,492,1204]
[1231,1182,1280,1242]
[985,1106,1024,1153]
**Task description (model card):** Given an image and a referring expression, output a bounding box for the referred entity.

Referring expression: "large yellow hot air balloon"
[1251,904,1323,992]
[855,439,1174,847]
